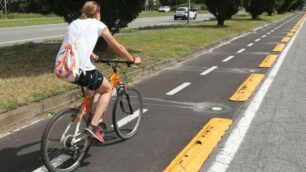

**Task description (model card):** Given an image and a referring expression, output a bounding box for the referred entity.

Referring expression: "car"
[174,7,197,20]
[158,6,171,13]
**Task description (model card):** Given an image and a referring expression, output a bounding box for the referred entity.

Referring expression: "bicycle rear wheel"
[41,108,90,172]
[113,88,143,139]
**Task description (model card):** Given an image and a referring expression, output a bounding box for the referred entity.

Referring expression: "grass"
[0,17,64,28]
[0,13,57,19]
[0,13,294,113]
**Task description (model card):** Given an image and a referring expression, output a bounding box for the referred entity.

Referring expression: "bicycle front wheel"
[41,108,90,172]
[113,88,143,139]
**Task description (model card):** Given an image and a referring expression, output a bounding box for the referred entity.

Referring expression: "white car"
[158,6,171,13]
[174,7,197,20]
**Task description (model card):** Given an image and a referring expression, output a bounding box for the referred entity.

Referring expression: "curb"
[0,14,295,137]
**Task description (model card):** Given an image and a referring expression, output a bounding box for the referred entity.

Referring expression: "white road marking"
[33,154,71,172]
[262,35,266,38]
[200,66,218,75]
[0,35,64,45]
[222,56,235,62]
[112,109,148,128]
[267,32,271,35]
[255,38,261,42]
[166,82,191,95]
[247,43,254,47]
[207,14,303,172]
[236,48,245,53]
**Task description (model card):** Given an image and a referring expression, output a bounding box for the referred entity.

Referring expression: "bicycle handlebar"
[97,59,133,66]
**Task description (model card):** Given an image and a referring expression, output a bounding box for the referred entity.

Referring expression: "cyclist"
[56,1,141,143]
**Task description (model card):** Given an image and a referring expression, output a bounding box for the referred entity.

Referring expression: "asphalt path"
[0,14,214,47]
[0,13,302,172]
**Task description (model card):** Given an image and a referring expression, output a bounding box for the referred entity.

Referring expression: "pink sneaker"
[85,124,105,143]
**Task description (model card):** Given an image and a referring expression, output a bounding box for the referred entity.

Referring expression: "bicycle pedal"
[98,122,107,133]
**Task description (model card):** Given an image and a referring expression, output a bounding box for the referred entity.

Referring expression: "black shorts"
[74,70,104,91]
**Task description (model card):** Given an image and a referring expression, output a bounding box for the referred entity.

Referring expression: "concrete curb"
[0,14,295,137]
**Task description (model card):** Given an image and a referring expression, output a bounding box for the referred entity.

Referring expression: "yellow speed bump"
[259,55,278,68]
[229,74,265,101]
[287,32,294,37]
[164,118,232,172]
[273,43,286,52]
[281,37,290,43]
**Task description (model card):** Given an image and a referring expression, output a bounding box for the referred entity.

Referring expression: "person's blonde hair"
[80,1,100,19]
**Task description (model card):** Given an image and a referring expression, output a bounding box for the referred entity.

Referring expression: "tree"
[204,0,240,26]
[243,0,266,19]
[289,0,305,11]
[44,0,145,51]
[276,0,292,14]
[265,0,275,16]
[9,0,52,14]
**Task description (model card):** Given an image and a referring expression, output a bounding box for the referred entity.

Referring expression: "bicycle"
[41,60,143,172]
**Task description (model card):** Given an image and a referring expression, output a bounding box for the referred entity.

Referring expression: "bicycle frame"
[60,60,135,145]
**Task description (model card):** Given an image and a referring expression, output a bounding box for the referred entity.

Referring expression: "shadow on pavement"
[0,140,43,172]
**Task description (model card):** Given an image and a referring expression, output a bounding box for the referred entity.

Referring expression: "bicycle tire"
[41,108,90,172]
[113,88,143,139]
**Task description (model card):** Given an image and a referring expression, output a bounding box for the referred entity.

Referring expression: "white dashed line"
[247,43,254,47]
[237,48,245,53]
[200,66,218,75]
[166,82,191,95]
[261,35,266,38]
[255,38,261,42]
[222,56,235,62]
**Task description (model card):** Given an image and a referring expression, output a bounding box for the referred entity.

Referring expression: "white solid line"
[117,109,148,128]
[222,56,235,62]
[33,155,71,172]
[207,14,304,172]
[200,66,218,75]
[0,35,64,44]
[110,109,148,128]
[262,35,266,38]
[236,48,245,53]
[247,43,254,47]
[255,38,261,42]
[166,82,191,95]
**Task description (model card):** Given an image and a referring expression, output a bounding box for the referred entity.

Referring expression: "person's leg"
[91,77,112,126]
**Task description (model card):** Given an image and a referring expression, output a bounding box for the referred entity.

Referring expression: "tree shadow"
[0,131,126,171]
[135,23,228,31]
[0,140,43,172]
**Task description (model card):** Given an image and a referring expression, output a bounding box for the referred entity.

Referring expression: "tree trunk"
[267,11,273,16]
[217,18,225,26]
[251,13,258,20]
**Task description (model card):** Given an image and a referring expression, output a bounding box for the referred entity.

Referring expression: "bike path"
[0,13,303,172]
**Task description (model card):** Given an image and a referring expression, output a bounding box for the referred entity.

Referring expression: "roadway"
[0,13,304,172]
[0,13,214,47]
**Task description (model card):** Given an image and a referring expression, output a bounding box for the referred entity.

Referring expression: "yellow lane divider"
[287,32,294,37]
[164,118,232,172]
[273,43,286,52]
[281,37,291,43]
[229,74,265,101]
[259,55,278,68]
[290,29,297,33]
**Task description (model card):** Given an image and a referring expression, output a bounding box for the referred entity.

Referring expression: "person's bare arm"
[101,27,141,64]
